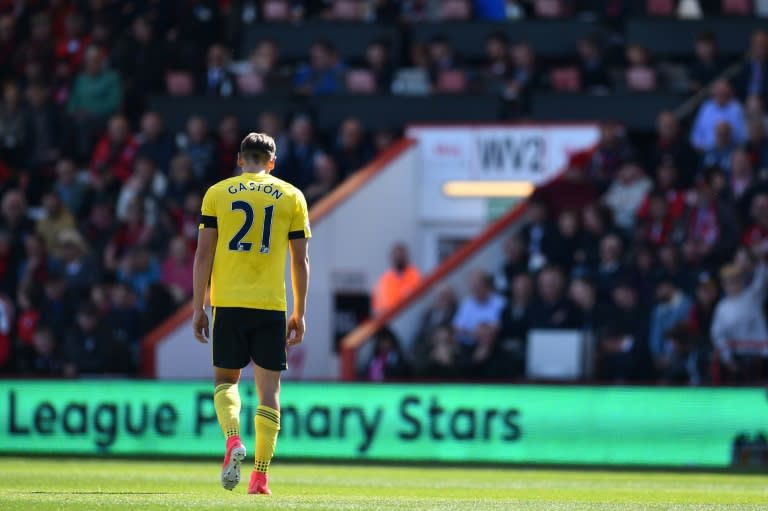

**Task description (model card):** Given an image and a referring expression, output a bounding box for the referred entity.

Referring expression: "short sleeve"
[288,191,311,240]
[199,187,217,230]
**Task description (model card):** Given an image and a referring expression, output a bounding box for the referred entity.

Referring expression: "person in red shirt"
[637,159,686,221]
[372,243,422,316]
[55,12,90,70]
[90,114,138,189]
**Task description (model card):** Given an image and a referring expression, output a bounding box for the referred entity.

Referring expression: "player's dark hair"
[240,132,276,164]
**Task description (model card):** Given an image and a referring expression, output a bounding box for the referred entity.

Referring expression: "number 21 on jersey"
[228,200,274,254]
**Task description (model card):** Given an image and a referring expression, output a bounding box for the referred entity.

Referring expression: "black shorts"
[212,307,287,371]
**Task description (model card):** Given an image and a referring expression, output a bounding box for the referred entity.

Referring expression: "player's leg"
[211,308,251,491]
[214,367,247,491]
[248,365,281,495]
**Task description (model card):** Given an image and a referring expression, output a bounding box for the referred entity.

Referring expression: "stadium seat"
[332,0,365,20]
[165,71,195,96]
[436,70,467,93]
[391,68,431,96]
[438,0,471,20]
[345,69,376,94]
[722,0,752,14]
[549,67,581,92]
[263,0,291,21]
[534,0,568,17]
[236,73,265,95]
[646,0,676,16]
[625,68,658,91]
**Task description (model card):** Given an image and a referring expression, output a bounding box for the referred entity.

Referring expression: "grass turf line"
[0,457,767,510]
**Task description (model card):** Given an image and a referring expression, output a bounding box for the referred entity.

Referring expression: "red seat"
[438,0,471,20]
[165,71,195,96]
[550,67,581,92]
[626,68,658,91]
[722,0,752,14]
[237,73,264,95]
[646,0,676,15]
[332,0,363,20]
[263,0,291,21]
[345,69,376,94]
[534,0,568,17]
[436,70,467,93]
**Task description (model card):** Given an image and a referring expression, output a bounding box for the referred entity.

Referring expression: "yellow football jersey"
[199,172,311,311]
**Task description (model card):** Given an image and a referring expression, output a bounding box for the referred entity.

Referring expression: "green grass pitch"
[1,457,767,510]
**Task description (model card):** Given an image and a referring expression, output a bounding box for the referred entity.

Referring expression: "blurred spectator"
[625,43,658,92]
[636,190,676,247]
[36,190,76,254]
[482,31,510,94]
[412,286,458,369]
[577,35,611,93]
[240,39,291,94]
[81,199,116,257]
[743,193,768,248]
[136,111,175,172]
[111,16,165,118]
[421,325,461,379]
[603,161,652,232]
[588,124,633,185]
[532,154,600,217]
[90,114,138,189]
[215,114,241,180]
[55,13,90,71]
[529,266,577,329]
[651,111,698,183]
[520,198,555,272]
[332,118,373,178]
[1,189,34,283]
[116,156,165,226]
[712,252,768,378]
[117,245,161,307]
[453,270,505,351]
[628,244,658,308]
[39,272,76,336]
[735,30,768,105]
[547,209,582,274]
[51,228,94,295]
[67,45,122,159]
[607,279,651,358]
[366,327,409,381]
[662,323,709,385]
[675,176,738,265]
[105,199,154,269]
[24,82,63,171]
[505,42,538,108]
[258,111,288,159]
[688,31,724,92]
[570,276,609,334]
[495,234,528,293]
[690,80,747,152]
[161,236,194,304]
[15,13,54,69]
[304,153,340,207]
[199,43,236,97]
[687,274,719,344]
[19,326,63,376]
[745,115,768,172]
[594,234,626,300]
[649,276,693,370]
[63,301,126,376]
[579,203,616,269]
[108,281,142,352]
[700,121,739,174]
[178,115,215,183]
[164,154,197,210]
[364,40,395,93]
[598,322,644,383]
[728,149,757,217]
[426,36,462,87]
[496,272,533,378]
[282,115,319,190]
[294,39,345,95]
[0,16,16,83]
[0,82,26,169]
[372,243,422,315]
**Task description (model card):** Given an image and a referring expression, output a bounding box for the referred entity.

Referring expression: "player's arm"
[193,194,218,343]
[287,237,309,346]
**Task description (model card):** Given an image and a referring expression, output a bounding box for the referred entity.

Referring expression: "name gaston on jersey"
[227,179,284,200]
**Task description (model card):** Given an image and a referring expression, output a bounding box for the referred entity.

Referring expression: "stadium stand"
[0,0,767,386]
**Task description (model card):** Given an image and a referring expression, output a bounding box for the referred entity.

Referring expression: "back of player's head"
[240,132,276,165]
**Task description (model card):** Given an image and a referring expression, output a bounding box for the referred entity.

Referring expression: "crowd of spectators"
[0,1,766,380]
[365,28,768,385]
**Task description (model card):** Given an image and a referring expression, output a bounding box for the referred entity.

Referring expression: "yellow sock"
[213,383,241,439]
[253,405,280,473]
